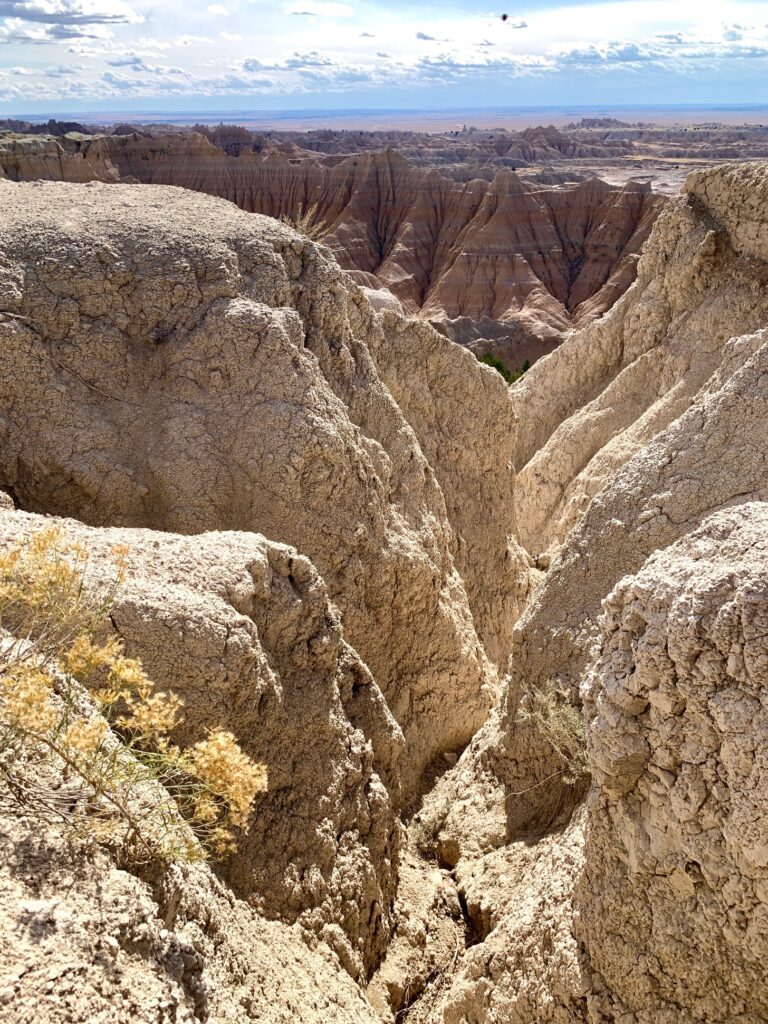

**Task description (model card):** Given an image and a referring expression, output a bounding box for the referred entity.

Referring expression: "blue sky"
[0,0,767,113]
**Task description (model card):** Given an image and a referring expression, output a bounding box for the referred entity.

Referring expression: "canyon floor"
[0,149,768,1023]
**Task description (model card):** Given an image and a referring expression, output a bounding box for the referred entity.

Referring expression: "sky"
[0,0,768,114]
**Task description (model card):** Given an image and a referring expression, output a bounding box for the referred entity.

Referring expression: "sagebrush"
[0,527,267,863]
[516,683,589,787]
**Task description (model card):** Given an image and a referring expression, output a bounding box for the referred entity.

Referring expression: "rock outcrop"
[0,179,534,797]
[2,161,768,1023]
[0,133,120,183]
[405,163,768,1021]
[581,504,768,1023]
[368,313,531,667]
[0,677,382,1024]
[0,509,402,981]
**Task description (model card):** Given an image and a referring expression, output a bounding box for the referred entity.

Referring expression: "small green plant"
[516,683,589,787]
[510,358,531,383]
[479,353,531,385]
[280,201,329,241]
[0,527,267,863]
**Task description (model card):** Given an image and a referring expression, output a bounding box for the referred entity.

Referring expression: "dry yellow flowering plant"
[0,527,267,863]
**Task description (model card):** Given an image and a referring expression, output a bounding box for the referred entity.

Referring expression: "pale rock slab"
[0,509,401,980]
[0,180,511,795]
[581,504,768,1023]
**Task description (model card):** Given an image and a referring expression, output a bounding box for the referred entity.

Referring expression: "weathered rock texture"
[367,312,532,667]
[581,504,768,1023]
[0,180,531,796]
[418,510,768,1024]
[2,161,768,1023]
[431,164,768,859]
[0,693,382,1024]
[407,163,768,1022]
[0,508,401,981]
[0,132,120,184]
[0,133,663,366]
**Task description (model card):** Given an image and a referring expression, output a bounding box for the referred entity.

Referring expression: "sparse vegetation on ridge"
[280,201,330,240]
[0,527,267,863]
[480,352,531,384]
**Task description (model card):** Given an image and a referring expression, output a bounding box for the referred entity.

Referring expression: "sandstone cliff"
[0,179,532,797]
[409,162,768,1021]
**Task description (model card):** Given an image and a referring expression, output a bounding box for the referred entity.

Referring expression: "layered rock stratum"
[1,161,768,1022]
[0,131,664,367]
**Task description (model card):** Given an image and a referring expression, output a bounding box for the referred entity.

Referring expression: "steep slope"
[404,162,768,1023]
[367,313,531,668]
[580,504,768,1022]
[0,133,663,367]
[121,141,660,366]
[0,655,383,1024]
[427,164,768,853]
[2,162,768,1024]
[410,505,768,1024]
[0,177,537,1021]
[0,509,401,981]
[0,179,534,797]
[0,133,119,182]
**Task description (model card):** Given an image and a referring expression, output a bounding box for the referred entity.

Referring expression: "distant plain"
[14,104,768,133]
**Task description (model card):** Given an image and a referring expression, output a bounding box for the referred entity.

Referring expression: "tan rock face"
[0,133,120,183]
[0,180,532,796]
[0,691,382,1024]
[2,161,768,1024]
[581,504,768,1023]
[423,166,768,865]
[409,162,768,1023]
[368,312,531,668]
[407,816,589,1024]
[0,508,401,981]
[0,133,663,366]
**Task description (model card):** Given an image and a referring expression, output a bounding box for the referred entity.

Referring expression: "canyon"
[1,157,768,1022]
[2,119,763,370]
[0,125,667,367]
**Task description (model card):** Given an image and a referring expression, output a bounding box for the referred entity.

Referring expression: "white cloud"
[0,1,142,25]
[0,0,767,106]
[105,51,146,66]
[284,2,353,16]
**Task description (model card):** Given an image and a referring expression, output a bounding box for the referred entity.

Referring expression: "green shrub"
[479,352,531,385]
[516,683,589,787]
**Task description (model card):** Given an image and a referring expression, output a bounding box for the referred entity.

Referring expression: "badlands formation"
[1,158,768,1023]
[0,126,665,367]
